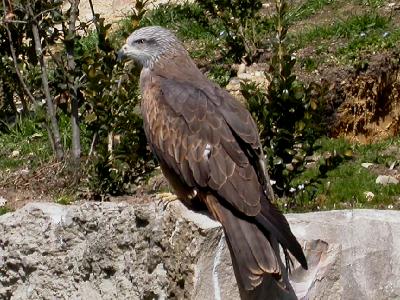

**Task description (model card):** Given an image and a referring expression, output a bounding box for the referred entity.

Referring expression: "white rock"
[389,161,397,170]
[361,163,374,169]
[2,202,400,299]
[364,191,375,201]
[225,77,241,91]
[254,71,265,78]
[237,63,246,75]
[375,175,399,185]
[0,196,7,207]
[287,209,400,299]
[10,150,20,158]
[237,72,253,81]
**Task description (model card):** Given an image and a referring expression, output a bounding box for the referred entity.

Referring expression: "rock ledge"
[1,202,399,299]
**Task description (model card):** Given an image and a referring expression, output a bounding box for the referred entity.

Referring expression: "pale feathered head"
[117,26,186,68]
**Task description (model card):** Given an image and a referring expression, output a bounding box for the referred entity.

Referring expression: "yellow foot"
[156,192,178,210]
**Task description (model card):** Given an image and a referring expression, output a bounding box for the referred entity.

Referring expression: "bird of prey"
[118,26,307,299]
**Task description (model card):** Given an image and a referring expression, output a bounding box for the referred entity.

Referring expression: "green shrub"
[244,0,327,198]
[0,206,12,216]
[196,0,271,63]
[78,18,154,196]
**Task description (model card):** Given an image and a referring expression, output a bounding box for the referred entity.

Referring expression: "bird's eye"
[134,39,145,44]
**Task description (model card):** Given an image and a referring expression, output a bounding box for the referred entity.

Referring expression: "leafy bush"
[196,0,271,63]
[0,1,38,121]
[0,0,155,197]
[78,16,155,197]
[0,206,12,216]
[244,0,326,198]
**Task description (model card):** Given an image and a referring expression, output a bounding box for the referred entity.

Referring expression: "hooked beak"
[117,49,126,62]
[117,44,129,62]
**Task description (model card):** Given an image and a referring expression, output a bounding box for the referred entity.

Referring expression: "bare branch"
[32,7,58,21]
[88,0,100,34]
[65,0,81,166]
[28,3,64,160]
[86,132,97,165]
[0,19,27,24]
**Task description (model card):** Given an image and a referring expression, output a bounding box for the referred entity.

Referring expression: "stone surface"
[363,191,375,201]
[0,196,7,207]
[226,63,269,102]
[288,209,400,300]
[0,201,235,300]
[361,162,374,169]
[375,175,399,185]
[237,63,246,76]
[1,202,400,300]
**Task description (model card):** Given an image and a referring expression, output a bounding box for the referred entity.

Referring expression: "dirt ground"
[0,164,168,210]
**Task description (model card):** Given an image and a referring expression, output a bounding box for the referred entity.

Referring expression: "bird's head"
[117,26,185,68]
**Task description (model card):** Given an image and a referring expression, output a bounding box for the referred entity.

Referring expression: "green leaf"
[296,121,305,131]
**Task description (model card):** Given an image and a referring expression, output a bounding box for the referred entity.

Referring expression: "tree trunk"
[65,0,81,167]
[28,5,64,161]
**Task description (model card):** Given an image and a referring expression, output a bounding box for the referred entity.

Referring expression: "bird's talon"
[156,192,178,210]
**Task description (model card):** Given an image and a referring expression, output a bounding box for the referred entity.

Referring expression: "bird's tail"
[203,194,301,300]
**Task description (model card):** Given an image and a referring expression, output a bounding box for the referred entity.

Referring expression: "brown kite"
[118,26,307,299]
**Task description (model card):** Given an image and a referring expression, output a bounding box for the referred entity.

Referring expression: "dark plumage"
[118,26,307,299]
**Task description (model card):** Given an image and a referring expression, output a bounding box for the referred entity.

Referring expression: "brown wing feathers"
[204,194,280,288]
[142,64,307,296]
[256,199,308,269]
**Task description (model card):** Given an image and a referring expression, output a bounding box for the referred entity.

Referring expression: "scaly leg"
[156,192,179,210]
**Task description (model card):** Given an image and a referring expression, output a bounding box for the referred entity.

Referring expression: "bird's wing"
[142,75,307,271]
[144,76,263,216]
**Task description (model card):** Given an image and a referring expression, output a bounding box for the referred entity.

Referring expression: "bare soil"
[329,51,400,143]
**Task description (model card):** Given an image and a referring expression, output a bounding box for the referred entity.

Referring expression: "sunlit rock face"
[1,201,399,299]
[288,209,400,300]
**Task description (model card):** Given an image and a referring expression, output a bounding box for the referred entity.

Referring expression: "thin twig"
[88,0,100,34]
[32,8,58,21]
[86,132,97,165]
[0,19,27,24]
